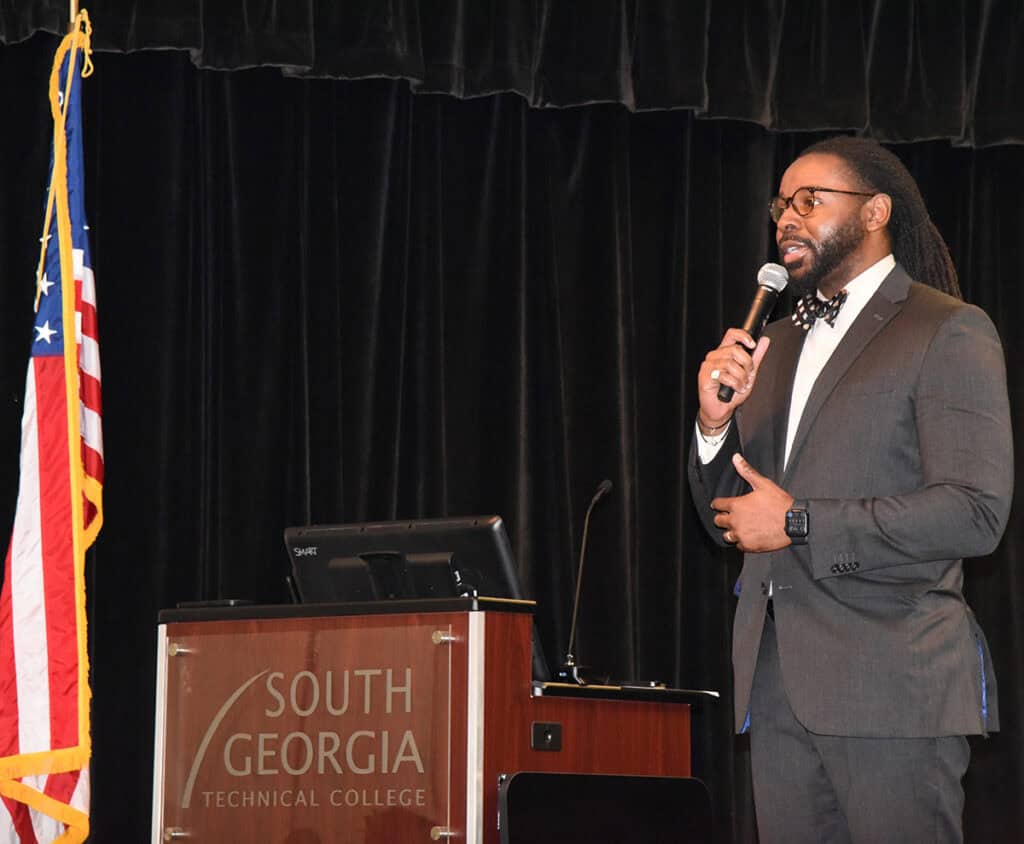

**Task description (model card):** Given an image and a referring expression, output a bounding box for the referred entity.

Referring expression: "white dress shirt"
[697,254,896,466]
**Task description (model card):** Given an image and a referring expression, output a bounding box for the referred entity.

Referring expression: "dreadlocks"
[799,136,961,300]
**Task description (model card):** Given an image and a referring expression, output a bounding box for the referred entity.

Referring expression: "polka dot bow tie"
[792,289,848,331]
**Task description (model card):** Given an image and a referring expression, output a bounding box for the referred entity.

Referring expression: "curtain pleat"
[4,1,1023,145]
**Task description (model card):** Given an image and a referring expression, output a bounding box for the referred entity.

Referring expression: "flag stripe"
[81,444,103,487]
[34,358,77,755]
[76,327,100,383]
[79,403,103,461]
[0,795,35,844]
[9,369,52,757]
[72,251,94,305]
[42,770,79,812]
[79,369,101,414]
[0,549,20,760]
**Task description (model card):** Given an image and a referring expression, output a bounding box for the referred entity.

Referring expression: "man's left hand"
[711,454,795,552]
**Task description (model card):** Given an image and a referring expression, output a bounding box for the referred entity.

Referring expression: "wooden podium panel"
[153,611,469,843]
[476,612,692,843]
[152,603,698,844]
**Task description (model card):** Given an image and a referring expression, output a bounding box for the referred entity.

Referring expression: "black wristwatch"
[785,500,809,545]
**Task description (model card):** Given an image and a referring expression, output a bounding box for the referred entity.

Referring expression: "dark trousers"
[748,615,970,844]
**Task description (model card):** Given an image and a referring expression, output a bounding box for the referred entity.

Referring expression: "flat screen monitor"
[284,514,523,604]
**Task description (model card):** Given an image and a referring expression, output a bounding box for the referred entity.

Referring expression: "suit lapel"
[782,266,912,483]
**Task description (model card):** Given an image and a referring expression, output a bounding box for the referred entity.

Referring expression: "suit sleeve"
[688,422,747,547]
[807,304,1013,579]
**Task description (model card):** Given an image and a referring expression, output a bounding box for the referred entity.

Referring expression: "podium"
[152,599,712,843]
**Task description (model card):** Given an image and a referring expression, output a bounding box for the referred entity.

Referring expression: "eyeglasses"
[769,186,876,223]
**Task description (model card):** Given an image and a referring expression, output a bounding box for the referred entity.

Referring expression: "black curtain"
[3,1,1024,144]
[0,6,1022,842]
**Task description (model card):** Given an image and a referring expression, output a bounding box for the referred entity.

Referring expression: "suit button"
[830,564,839,574]
[851,561,860,570]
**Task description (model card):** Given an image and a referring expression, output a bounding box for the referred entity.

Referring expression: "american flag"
[0,13,102,844]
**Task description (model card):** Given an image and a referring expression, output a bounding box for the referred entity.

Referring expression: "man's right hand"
[697,329,771,431]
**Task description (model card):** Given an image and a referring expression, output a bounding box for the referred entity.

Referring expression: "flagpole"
[70,0,78,26]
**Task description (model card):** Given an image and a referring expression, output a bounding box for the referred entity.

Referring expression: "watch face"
[786,510,808,537]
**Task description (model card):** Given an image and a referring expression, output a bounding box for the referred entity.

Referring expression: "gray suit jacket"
[689,265,1013,737]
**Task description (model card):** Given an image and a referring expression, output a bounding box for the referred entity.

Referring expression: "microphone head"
[757,262,789,293]
[590,479,613,505]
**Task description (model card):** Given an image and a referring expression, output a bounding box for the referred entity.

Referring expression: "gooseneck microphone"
[558,479,613,685]
[717,262,789,403]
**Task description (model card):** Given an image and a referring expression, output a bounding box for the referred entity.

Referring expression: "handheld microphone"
[717,262,789,403]
[557,479,613,685]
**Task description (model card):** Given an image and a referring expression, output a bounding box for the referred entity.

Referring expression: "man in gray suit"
[688,137,1013,843]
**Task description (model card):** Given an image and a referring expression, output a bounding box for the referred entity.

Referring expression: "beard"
[781,213,867,298]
